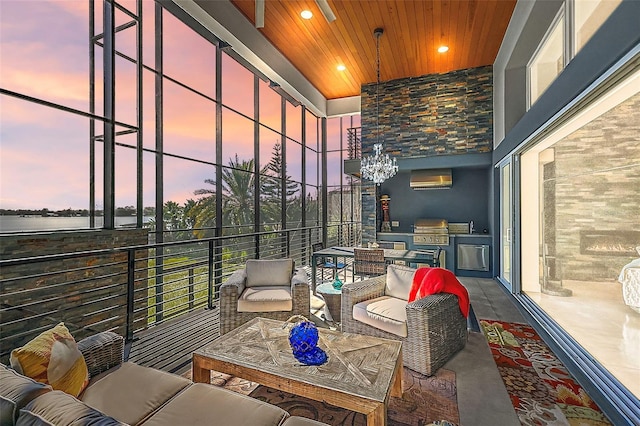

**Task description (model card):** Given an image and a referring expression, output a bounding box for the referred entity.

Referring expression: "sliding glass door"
[499,160,513,291]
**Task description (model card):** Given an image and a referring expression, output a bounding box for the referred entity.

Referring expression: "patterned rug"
[480,319,611,425]
[186,368,459,426]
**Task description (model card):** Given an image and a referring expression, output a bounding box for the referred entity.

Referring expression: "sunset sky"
[0,0,355,211]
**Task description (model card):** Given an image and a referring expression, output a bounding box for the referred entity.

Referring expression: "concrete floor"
[311,276,525,426]
[450,277,524,426]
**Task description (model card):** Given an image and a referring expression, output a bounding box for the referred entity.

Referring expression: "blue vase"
[332,274,343,290]
[288,319,328,366]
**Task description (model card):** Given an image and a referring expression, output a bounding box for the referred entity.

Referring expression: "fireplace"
[579,230,640,256]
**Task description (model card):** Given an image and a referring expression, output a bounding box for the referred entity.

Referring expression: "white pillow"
[385,264,417,301]
[246,259,293,287]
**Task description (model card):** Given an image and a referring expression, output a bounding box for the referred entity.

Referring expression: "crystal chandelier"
[361,143,397,185]
[360,27,398,186]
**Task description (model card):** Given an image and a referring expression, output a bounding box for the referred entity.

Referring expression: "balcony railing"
[0,222,362,365]
[347,127,362,160]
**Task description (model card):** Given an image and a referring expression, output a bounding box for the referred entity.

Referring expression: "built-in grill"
[413,219,450,245]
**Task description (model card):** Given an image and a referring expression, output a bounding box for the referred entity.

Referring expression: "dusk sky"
[0,0,355,211]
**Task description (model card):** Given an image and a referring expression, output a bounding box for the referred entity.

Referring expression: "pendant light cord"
[375,28,382,146]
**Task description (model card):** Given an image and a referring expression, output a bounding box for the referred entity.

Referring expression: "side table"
[316,282,342,323]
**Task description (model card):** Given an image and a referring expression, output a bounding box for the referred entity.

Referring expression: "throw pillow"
[385,264,417,300]
[10,322,89,397]
[246,259,293,287]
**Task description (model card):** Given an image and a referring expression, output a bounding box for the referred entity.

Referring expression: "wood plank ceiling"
[229,0,517,100]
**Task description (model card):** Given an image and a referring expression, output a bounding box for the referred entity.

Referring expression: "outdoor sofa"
[1,331,327,426]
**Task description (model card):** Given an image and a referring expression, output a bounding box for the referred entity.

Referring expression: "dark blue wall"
[378,167,490,233]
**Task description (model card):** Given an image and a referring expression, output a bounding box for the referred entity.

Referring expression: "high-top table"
[193,317,403,426]
[311,246,439,292]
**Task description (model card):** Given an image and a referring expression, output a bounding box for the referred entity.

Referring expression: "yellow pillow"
[10,323,89,397]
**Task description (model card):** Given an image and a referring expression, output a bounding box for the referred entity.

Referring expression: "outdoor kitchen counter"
[378,233,493,277]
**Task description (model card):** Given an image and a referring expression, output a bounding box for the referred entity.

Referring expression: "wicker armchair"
[341,265,467,376]
[353,248,386,280]
[220,259,310,335]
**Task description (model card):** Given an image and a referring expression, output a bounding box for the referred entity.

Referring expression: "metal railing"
[347,127,362,160]
[0,222,361,362]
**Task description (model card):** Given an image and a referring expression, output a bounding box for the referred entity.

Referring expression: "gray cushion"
[238,286,293,312]
[282,417,329,426]
[246,259,293,287]
[0,363,52,426]
[141,383,289,426]
[385,264,416,301]
[79,362,190,425]
[16,391,124,426]
[353,296,408,337]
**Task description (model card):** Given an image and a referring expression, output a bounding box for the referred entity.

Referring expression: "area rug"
[185,368,460,426]
[480,319,611,426]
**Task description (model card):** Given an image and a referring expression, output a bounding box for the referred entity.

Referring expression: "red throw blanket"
[408,267,470,318]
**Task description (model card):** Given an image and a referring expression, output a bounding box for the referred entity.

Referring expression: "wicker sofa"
[0,331,326,426]
[341,264,468,376]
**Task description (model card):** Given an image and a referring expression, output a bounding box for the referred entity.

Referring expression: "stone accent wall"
[551,92,640,281]
[362,182,377,243]
[361,65,493,157]
[361,66,493,241]
[0,229,149,360]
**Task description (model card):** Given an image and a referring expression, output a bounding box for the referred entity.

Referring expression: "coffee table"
[193,317,403,426]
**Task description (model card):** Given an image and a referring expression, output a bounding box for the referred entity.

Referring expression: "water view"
[0,216,153,233]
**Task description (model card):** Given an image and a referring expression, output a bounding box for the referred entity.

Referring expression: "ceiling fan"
[255,0,336,28]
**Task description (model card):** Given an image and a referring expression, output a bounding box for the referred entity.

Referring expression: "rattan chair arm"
[405,293,463,337]
[291,268,308,286]
[220,269,247,300]
[340,276,386,324]
[406,293,458,315]
[291,271,311,317]
[342,276,386,302]
[291,280,309,294]
[77,331,124,378]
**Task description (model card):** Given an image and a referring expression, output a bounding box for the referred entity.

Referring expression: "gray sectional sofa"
[0,331,326,426]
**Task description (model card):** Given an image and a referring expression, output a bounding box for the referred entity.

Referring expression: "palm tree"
[192,181,217,238]
[220,155,256,234]
[193,155,258,237]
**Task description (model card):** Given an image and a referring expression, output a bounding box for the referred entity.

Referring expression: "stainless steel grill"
[413,219,450,245]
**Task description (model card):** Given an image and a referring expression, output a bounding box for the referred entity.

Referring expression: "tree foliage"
[156,142,313,241]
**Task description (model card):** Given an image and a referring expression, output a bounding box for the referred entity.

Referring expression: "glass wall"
[520,68,640,398]
[326,114,361,246]
[0,1,106,231]
[0,0,353,245]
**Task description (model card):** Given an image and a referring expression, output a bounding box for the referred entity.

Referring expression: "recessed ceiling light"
[438,46,449,53]
[336,64,346,71]
[300,10,313,19]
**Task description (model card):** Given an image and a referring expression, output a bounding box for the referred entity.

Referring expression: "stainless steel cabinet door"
[457,244,490,271]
